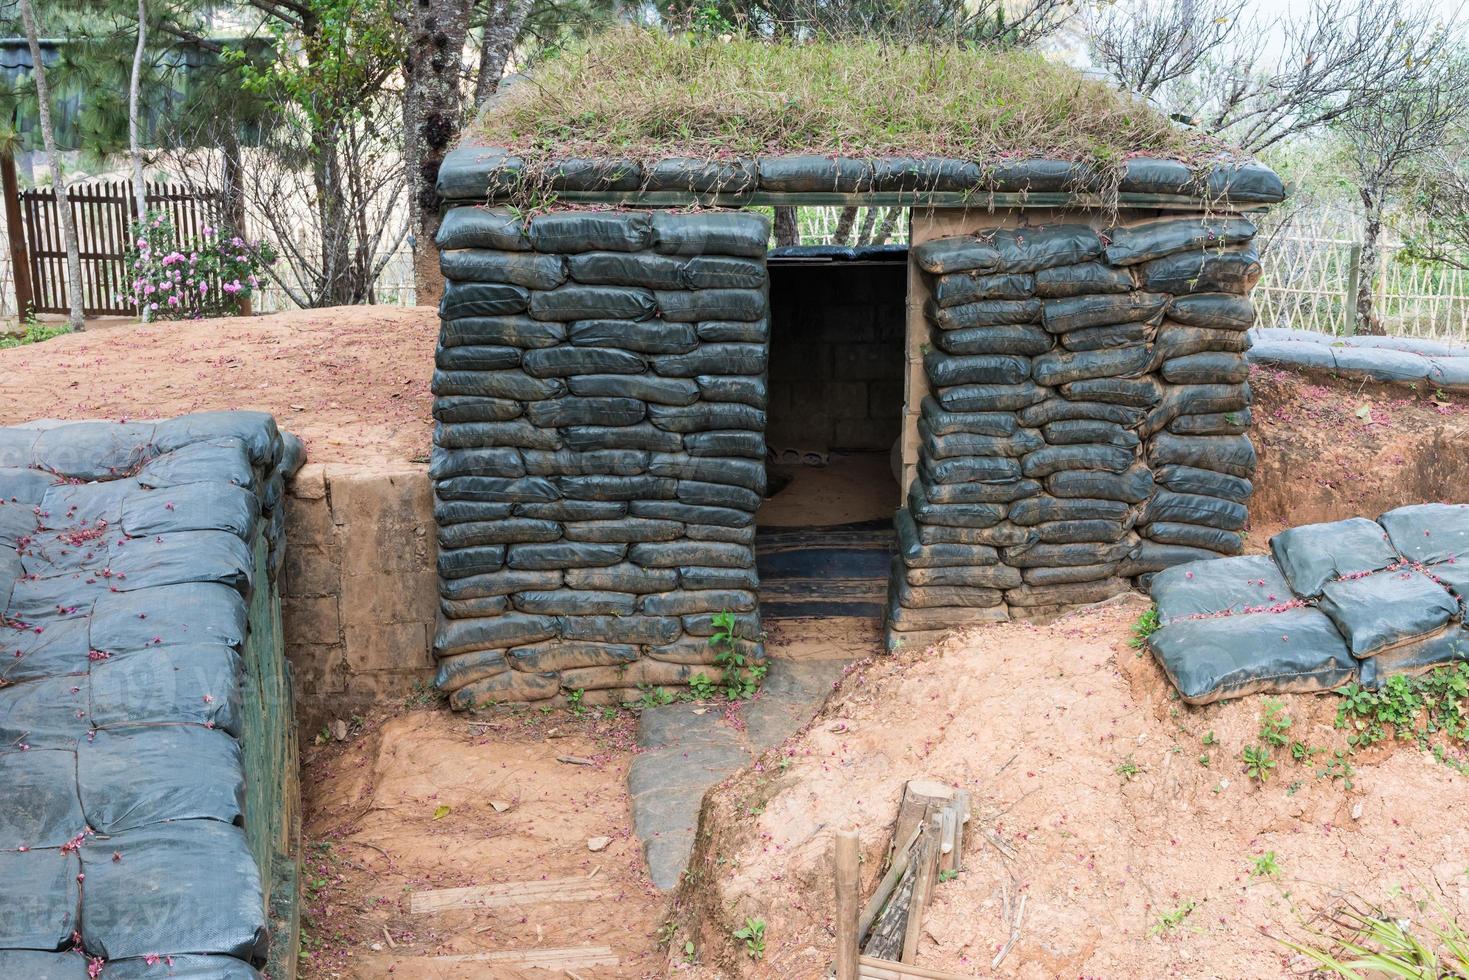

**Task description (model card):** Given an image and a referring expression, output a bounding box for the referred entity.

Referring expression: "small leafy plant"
[119,211,276,320]
[1129,606,1160,650]
[1115,756,1141,781]
[566,688,587,718]
[688,672,718,701]
[1260,698,1292,748]
[1251,851,1280,877]
[1242,745,1276,782]
[733,917,766,960]
[710,611,766,701]
[937,868,959,883]
[1150,901,1197,936]
[1280,904,1469,979]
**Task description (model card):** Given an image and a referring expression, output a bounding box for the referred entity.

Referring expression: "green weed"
[1129,607,1160,650]
[733,917,766,960]
[1251,851,1280,877]
[1242,745,1276,783]
[1150,901,1197,936]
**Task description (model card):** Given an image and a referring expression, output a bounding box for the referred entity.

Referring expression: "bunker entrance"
[756,245,909,619]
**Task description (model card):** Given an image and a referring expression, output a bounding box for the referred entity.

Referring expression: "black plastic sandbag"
[1147,432,1256,478]
[926,298,1042,331]
[567,318,698,355]
[641,588,757,616]
[77,725,244,833]
[918,475,1041,505]
[562,517,682,543]
[757,155,870,192]
[436,206,531,251]
[630,499,755,528]
[435,419,560,453]
[904,563,1022,589]
[560,614,684,645]
[1119,541,1222,576]
[683,256,765,290]
[696,375,767,408]
[432,369,564,401]
[676,564,759,590]
[562,562,674,594]
[1148,607,1355,704]
[648,403,766,433]
[1270,517,1401,597]
[561,423,683,452]
[528,212,653,253]
[435,475,560,504]
[1059,321,1154,353]
[934,323,1054,357]
[523,346,648,378]
[1007,495,1129,526]
[439,517,561,548]
[567,374,698,406]
[541,157,642,191]
[1005,578,1130,607]
[1316,568,1459,657]
[1033,262,1134,298]
[1032,345,1152,387]
[932,272,1034,308]
[1017,399,1144,428]
[1149,553,1288,625]
[530,285,658,322]
[677,480,760,511]
[1141,521,1243,554]
[435,344,524,372]
[629,540,754,569]
[1206,162,1288,204]
[1031,519,1131,544]
[698,319,769,343]
[1059,377,1161,407]
[557,475,675,501]
[525,396,645,427]
[441,249,568,289]
[439,568,561,601]
[1153,324,1251,360]
[1046,464,1154,503]
[435,648,510,691]
[1168,293,1256,330]
[1153,463,1253,502]
[429,446,526,481]
[1104,216,1257,267]
[514,589,639,616]
[120,482,259,538]
[1378,503,1469,564]
[1143,489,1247,530]
[79,820,266,961]
[653,344,768,378]
[655,289,767,323]
[436,149,524,200]
[922,454,1022,485]
[652,212,770,258]
[1143,247,1262,295]
[1021,444,1135,478]
[906,484,1008,528]
[567,251,685,288]
[1160,351,1250,385]
[441,315,566,349]
[1041,419,1139,448]
[646,158,758,194]
[920,397,1017,437]
[1169,409,1252,435]
[649,453,766,492]
[925,352,1030,387]
[440,280,531,319]
[935,382,1045,413]
[919,419,1042,459]
[895,579,1004,609]
[871,157,981,191]
[1001,535,1139,568]
[683,430,765,458]
[1042,292,1169,333]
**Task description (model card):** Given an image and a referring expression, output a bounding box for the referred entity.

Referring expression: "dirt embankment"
[1249,364,1469,527]
[0,307,437,465]
[674,596,1469,978]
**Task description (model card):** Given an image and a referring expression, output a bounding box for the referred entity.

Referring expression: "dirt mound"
[675,596,1469,977]
[0,307,437,464]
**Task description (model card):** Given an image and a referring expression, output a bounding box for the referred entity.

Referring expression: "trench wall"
[889,210,1263,642]
[425,207,772,707]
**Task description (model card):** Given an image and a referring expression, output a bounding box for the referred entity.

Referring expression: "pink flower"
[198,282,209,294]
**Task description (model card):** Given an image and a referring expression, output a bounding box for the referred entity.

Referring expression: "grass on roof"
[474,28,1221,170]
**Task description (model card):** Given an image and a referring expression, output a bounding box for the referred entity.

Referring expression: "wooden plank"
[835,831,861,980]
[863,863,915,961]
[3,151,34,317]
[431,945,618,967]
[408,875,613,915]
[859,954,977,980]
[901,815,941,962]
[858,822,923,940]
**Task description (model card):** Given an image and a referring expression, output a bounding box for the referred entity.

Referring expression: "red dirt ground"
[0,308,438,464]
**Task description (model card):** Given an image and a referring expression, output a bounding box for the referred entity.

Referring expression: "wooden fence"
[3,166,219,317]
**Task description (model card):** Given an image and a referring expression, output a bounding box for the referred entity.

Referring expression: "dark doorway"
[757,245,907,619]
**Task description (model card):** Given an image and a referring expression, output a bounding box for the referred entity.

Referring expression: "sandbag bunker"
[1147,504,1469,704]
[431,148,1287,705]
[0,414,302,978]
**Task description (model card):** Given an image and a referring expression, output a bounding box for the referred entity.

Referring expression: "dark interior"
[757,247,908,619]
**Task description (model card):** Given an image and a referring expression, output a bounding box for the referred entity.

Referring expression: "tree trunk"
[872,206,902,245]
[473,0,533,115]
[129,0,148,221]
[312,125,354,307]
[1355,189,1386,336]
[855,206,879,245]
[832,206,858,245]
[403,0,473,309]
[775,206,799,247]
[20,0,84,330]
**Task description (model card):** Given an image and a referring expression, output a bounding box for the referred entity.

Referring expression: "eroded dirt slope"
[676,597,1469,978]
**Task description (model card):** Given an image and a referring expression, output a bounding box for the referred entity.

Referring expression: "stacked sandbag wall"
[891,215,1262,636]
[0,413,304,978]
[431,206,772,708]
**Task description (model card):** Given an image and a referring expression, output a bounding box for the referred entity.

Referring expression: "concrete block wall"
[767,262,906,452]
[281,464,438,732]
